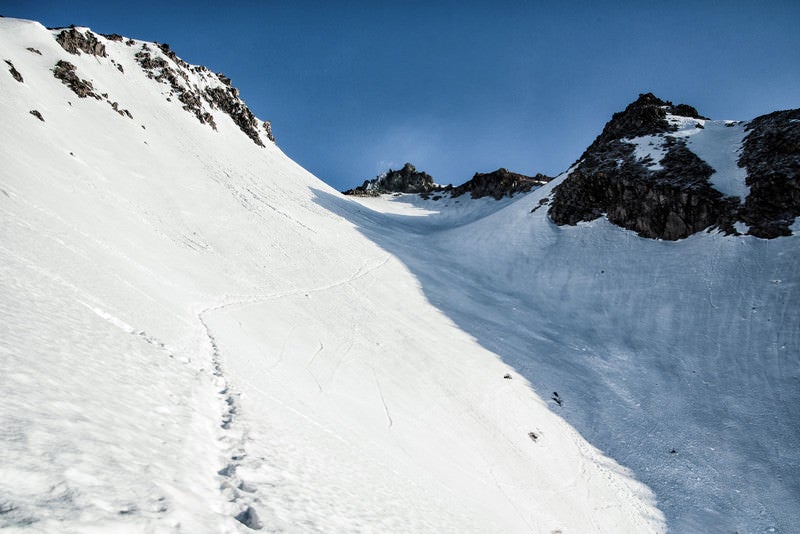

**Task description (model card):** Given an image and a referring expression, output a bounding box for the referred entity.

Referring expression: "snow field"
[343,172,798,532]
[1,18,665,533]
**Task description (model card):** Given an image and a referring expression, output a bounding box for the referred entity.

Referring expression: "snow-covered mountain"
[549,92,800,239]
[1,16,797,534]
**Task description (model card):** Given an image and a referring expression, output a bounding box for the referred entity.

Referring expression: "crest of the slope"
[48,23,275,147]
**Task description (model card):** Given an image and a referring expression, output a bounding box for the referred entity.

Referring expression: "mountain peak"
[3,21,275,147]
[550,93,799,240]
[343,162,439,196]
[450,168,551,200]
[585,93,707,157]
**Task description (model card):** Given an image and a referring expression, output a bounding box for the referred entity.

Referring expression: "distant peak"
[451,169,551,200]
[343,163,439,196]
[630,92,667,107]
[343,164,551,200]
[628,93,706,119]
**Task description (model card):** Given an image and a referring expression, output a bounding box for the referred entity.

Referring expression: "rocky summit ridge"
[343,163,441,196]
[5,24,275,147]
[343,92,797,240]
[548,93,799,239]
[343,163,552,200]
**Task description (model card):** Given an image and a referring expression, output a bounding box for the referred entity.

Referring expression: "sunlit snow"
[0,18,664,533]
[1,16,797,534]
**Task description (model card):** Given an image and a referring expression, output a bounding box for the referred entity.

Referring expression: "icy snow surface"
[2,17,798,534]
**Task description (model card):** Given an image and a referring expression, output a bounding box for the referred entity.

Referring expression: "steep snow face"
[0,18,664,533]
[345,171,799,533]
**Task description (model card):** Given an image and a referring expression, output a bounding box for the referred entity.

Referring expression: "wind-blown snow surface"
[1,18,664,533]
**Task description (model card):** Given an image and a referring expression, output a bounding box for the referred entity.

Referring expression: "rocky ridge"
[548,93,798,239]
[343,163,550,200]
[54,26,107,57]
[451,168,551,200]
[342,93,797,240]
[44,26,274,146]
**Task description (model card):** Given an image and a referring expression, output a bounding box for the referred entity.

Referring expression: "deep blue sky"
[4,1,799,190]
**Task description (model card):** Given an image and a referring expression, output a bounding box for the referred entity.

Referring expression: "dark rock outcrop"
[135,47,169,71]
[344,164,551,199]
[451,168,551,200]
[134,43,271,146]
[204,86,264,147]
[53,60,100,99]
[157,43,190,71]
[671,103,708,120]
[55,27,106,57]
[135,45,217,130]
[4,59,22,82]
[585,93,674,152]
[738,108,800,238]
[549,94,738,240]
[52,58,135,119]
[263,121,275,143]
[343,163,444,196]
[26,47,42,55]
[29,110,44,122]
[108,101,133,119]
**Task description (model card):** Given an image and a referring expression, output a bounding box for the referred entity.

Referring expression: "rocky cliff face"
[738,109,800,238]
[451,168,551,200]
[548,93,798,239]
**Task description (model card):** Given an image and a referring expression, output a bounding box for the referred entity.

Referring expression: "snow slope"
[344,168,799,532]
[0,18,664,533]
